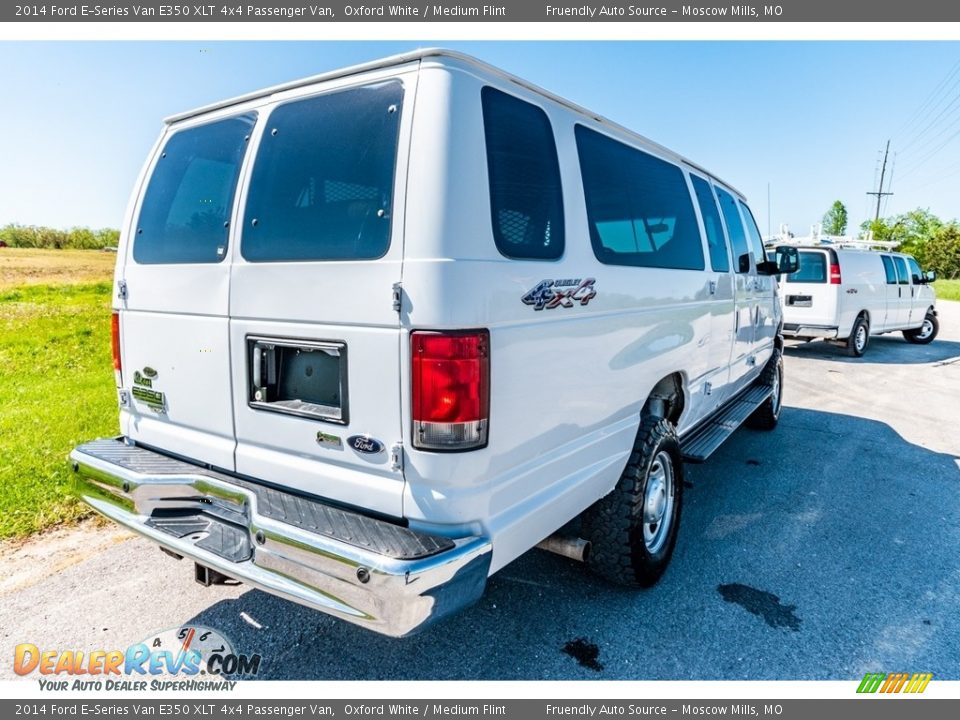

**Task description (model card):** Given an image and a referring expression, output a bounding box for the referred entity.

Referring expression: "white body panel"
[112,50,783,579]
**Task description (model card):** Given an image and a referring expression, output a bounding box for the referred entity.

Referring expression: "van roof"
[165,48,745,200]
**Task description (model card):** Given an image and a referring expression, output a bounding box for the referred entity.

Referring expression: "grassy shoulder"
[936,278,960,302]
[0,281,117,539]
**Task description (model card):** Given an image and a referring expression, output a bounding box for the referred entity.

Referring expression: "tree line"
[822,202,960,280]
[0,224,120,250]
[863,210,960,280]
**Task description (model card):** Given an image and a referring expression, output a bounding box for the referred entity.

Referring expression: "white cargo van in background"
[779,246,938,356]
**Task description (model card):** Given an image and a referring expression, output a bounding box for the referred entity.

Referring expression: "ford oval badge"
[348,435,384,455]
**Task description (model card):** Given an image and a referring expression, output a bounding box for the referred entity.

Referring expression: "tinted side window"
[715,187,750,273]
[739,201,767,264]
[482,87,564,260]
[881,255,897,284]
[786,251,826,283]
[691,176,729,272]
[893,256,910,285]
[576,125,704,270]
[907,256,923,283]
[242,81,402,262]
[134,114,255,264]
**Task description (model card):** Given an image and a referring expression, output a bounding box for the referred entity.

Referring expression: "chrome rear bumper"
[782,323,838,339]
[69,438,491,637]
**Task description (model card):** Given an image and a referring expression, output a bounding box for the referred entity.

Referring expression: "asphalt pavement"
[3,302,959,681]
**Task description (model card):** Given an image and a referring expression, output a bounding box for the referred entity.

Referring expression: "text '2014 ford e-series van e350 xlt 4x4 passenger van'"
[70,50,800,637]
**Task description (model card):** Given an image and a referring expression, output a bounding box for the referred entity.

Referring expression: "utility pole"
[867,140,894,222]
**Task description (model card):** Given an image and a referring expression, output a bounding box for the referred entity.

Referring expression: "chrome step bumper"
[782,323,838,339]
[69,438,491,637]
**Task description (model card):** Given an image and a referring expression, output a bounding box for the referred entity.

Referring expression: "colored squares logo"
[857,672,933,694]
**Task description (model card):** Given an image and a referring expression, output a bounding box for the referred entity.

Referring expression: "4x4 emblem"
[522,278,597,311]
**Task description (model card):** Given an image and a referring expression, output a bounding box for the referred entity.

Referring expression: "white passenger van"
[71,50,799,637]
[779,245,938,356]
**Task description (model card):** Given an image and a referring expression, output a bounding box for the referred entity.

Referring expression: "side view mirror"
[760,246,800,275]
[921,270,937,284]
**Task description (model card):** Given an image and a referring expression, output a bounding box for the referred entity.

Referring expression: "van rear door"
[228,75,414,518]
[783,249,836,327]
[119,113,256,470]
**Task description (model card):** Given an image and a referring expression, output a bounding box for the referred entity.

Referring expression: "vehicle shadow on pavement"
[184,407,960,681]
[784,336,960,365]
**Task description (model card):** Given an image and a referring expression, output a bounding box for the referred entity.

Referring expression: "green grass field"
[936,278,960,302]
[0,280,117,539]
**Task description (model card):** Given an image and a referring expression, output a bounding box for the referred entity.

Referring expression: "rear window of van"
[482,87,565,260]
[133,113,255,265]
[787,251,827,283]
[242,81,403,262]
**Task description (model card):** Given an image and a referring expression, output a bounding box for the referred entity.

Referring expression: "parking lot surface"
[3,302,959,681]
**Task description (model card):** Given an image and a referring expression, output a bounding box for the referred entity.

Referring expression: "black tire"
[581,416,683,588]
[903,312,939,345]
[846,315,869,357]
[747,349,783,430]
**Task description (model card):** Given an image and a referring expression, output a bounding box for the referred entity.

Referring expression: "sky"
[1,41,958,236]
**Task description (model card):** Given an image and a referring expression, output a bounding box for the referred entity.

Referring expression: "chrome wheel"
[642,450,675,554]
[771,363,783,416]
[855,324,868,352]
[917,317,934,340]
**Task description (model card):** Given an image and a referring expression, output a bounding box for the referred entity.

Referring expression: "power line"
[892,59,960,150]
[896,88,960,161]
[900,158,960,194]
[890,59,960,140]
[897,121,960,182]
[896,96,960,177]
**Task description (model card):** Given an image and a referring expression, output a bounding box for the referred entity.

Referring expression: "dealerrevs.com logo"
[14,625,261,691]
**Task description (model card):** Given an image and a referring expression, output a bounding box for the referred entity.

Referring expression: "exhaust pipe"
[536,534,591,563]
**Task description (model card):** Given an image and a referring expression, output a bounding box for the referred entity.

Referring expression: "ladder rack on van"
[765,236,899,252]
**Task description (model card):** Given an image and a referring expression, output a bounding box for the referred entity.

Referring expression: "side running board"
[680,383,772,463]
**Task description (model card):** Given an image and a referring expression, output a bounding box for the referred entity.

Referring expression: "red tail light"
[111,311,122,386]
[829,263,842,284]
[412,330,489,450]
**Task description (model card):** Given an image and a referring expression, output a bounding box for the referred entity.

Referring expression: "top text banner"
[5,1,960,22]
